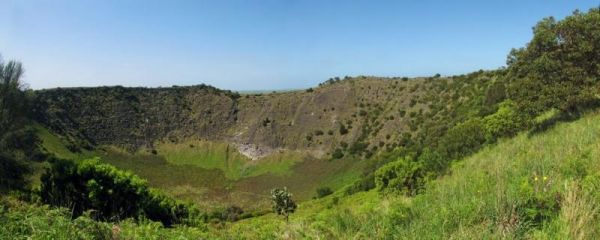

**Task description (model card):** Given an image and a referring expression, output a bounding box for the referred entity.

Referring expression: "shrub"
[348,142,368,155]
[345,173,376,195]
[306,135,313,141]
[399,110,406,117]
[339,124,349,135]
[0,154,30,192]
[483,100,527,142]
[438,118,486,160]
[220,206,244,222]
[40,158,195,226]
[271,187,297,222]
[417,147,446,173]
[482,81,507,114]
[516,176,561,226]
[331,148,344,159]
[375,158,425,196]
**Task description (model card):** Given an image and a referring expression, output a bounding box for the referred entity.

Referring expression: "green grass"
[35,125,92,160]
[0,196,210,240]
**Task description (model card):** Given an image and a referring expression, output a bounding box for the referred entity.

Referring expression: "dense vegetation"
[1,7,599,239]
[40,157,200,226]
[0,57,40,192]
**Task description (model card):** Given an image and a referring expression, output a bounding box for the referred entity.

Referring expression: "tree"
[270,187,297,222]
[0,55,32,192]
[506,8,600,116]
[0,56,27,135]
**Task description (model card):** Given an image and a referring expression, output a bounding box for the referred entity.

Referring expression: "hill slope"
[216,109,600,239]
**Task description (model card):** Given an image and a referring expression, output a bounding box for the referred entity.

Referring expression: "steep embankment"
[34,73,501,159]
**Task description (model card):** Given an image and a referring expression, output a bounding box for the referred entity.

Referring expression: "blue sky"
[1,1,598,90]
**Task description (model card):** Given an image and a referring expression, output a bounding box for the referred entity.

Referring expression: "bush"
[516,176,561,226]
[315,187,333,198]
[417,147,446,173]
[375,158,425,196]
[40,158,195,226]
[339,124,349,135]
[483,100,527,142]
[345,173,376,196]
[220,206,244,222]
[438,118,486,160]
[0,154,30,192]
[331,148,344,159]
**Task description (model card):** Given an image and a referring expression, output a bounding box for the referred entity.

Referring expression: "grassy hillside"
[213,109,600,239]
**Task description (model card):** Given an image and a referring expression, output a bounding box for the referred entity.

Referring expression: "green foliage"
[0,154,30,192]
[271,187,297,222]
[345,173,376,195]
[0,57,27,135]
[517,176,561,226]
[417,147,445,173]
[331,148,344,159]
[482,100,527,142]
[0,56,39,193]
[339,124,349,135]
[481,80,507,115]
[375,158,425,196]
[507,8,600,116]
[40,157,197,226]
[0,196,210,239]
[439,118,487,160]
[0,197,113,240]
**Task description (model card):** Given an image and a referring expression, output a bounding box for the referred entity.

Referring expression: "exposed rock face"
[234,143,274,160]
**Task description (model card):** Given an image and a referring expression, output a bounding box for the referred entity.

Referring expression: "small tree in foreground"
[271,187,297,222]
